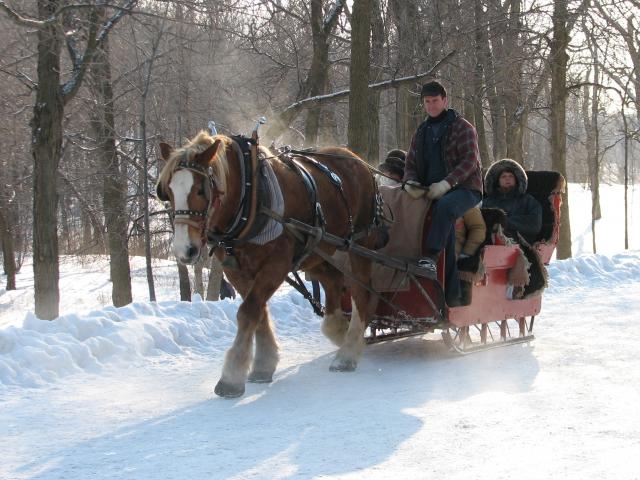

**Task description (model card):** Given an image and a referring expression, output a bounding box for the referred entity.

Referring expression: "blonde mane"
[158,130,230,196]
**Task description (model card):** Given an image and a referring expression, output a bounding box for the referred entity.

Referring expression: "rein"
[276,147,413,186]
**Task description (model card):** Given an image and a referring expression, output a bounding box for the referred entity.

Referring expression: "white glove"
[427,180,451,200]
[403,180,426,199]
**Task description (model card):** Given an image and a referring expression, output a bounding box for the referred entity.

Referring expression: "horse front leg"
[214,256,290,398]
[214,294,262,397]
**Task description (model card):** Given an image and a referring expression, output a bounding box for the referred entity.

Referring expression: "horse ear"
[197,139,222,164]
[156,181,170,202]
[159,142,174,161]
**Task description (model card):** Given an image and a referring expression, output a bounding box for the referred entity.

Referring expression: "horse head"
[156,132,229,265]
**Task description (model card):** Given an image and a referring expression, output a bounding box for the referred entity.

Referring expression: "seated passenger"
[482,159,542,245]
[377,149,406,185]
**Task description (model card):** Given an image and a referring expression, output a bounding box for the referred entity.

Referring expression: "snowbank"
[0,296,237,388]
[2,251,639,390]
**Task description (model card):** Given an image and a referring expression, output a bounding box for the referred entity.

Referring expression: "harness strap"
[295,153,354,236]
[174,209,207,218]
[280,154,325,270]
[208,136,263,248]
[174,217,206,230]
[284,272,325,317]
[236,131,261,240]
[259,205,445,322]
[278,147,386,244]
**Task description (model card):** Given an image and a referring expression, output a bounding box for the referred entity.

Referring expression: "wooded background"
[0,0,638,318]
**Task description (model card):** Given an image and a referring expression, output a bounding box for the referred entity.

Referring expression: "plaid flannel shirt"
[403,110,483,194]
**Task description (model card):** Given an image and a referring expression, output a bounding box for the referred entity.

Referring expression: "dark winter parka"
[482,159,542,245]
[403,109,483,193]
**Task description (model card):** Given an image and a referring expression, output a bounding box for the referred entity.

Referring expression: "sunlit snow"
[0,183,639,479]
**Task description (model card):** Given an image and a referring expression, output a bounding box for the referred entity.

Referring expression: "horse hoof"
[214,380,245,398]
[329,358,357,372]
[247,371,274,383]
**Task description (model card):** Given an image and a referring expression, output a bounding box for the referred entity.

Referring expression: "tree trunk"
[59,174,105,252]
[141,97,156,301]
[138,24,165,302]
[0,208,17,290]
[366,0,384,163]
[32,0,63,319]
[347,0,373,160]
[59,194,71,253]
[486,0,507,160]
[581,80,601,254]
[91,29,133,307]
[206,256,224,301]
[194,257,205,298]
[550,0,572,259]
[503,0,525,164]
[304,0,337,146]
[621,104,629,250]
[178,261,191,301]
[264,1,344,144]
[473,0,491,167]
[390,0,420,150]
[173,3,194,300]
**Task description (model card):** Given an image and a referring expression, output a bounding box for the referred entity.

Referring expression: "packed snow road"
[1,252,639,479]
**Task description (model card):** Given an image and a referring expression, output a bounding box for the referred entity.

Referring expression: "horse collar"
[207,135,262,248]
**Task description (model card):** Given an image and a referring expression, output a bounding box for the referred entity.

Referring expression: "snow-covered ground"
[1,183,639,480]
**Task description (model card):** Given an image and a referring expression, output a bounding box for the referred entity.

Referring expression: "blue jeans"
[425,188,482,302]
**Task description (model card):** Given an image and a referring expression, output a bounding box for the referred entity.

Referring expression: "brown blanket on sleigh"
[370,185,431,292]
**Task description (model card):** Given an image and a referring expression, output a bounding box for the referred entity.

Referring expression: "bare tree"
[132,15,168,302]
[389,0,420,151]
[347,0,372,160]
[303,0,345,146]
[366,0,385,163]
[0,0,136,319]
[89,10,132,306]
[550,0,572,259]
[595,2,640,123]
[0,208,16,290]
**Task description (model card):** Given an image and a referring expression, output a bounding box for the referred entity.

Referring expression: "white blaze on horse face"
[170,170,197,261]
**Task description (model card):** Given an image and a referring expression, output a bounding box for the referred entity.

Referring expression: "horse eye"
[197,187,206,196]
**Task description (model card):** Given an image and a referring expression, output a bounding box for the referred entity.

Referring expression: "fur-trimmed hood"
[484,158,528,196]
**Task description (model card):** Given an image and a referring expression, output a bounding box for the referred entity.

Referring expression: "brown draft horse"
[156,131,380,398]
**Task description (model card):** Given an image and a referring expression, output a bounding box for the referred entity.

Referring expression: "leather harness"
[170,136,385,270]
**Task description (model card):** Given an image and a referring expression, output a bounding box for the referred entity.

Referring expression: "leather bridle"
[171,158,223,238]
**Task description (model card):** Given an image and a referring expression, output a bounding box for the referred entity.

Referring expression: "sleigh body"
[341,170,564,353]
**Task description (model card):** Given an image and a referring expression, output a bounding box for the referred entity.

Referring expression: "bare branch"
[62,0,138,103]
[0,1,45,28]
[265,51,456,140]
[283,50,456,113]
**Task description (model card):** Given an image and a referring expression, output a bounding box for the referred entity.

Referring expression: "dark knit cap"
[379,149,406,178]
[420,80,447,98]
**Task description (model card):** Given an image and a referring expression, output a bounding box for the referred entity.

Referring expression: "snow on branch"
[0,1,46,28]
[323,0,344,32]
[61,0,138,103]
[282,50,457,114]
